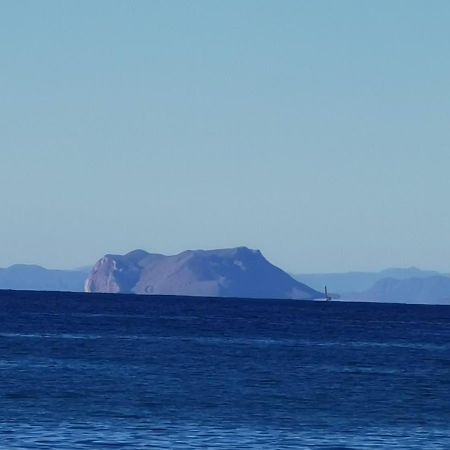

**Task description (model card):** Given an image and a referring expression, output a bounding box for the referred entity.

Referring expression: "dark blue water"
[1,290,450,449]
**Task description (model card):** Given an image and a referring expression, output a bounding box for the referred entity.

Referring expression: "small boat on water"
[324,285,332,301]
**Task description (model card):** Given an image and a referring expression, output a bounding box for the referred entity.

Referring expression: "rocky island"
[85,246,322,300]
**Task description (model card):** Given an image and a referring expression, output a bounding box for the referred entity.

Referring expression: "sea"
[0,290,449,449]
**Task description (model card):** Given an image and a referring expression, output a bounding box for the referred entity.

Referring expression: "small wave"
[0,332,104,340]
[0,332,447,352]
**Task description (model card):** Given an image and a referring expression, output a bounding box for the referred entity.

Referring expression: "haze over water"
[1,291,450,449]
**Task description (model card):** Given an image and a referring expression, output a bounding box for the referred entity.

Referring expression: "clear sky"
[1,1,450,273]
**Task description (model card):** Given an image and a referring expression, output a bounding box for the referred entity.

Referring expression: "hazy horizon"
[2,1,450,273]
[1,249,448,278]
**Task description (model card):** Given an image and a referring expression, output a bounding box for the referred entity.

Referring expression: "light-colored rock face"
[84,255,142,293]
[85,247,322,300]
[84,257,121,293]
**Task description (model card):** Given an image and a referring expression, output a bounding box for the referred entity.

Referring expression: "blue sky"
[1,1,449,273]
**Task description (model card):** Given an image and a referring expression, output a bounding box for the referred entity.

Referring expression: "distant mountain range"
[85,247,322,300]
[292,267,450,304]
[0,264,87,292]
[344,276,450,304]
[292,267,449,294]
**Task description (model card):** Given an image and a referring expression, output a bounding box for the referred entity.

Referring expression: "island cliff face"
[85,247,321,300]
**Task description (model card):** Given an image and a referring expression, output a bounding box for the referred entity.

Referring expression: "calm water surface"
[1,290,450,449]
